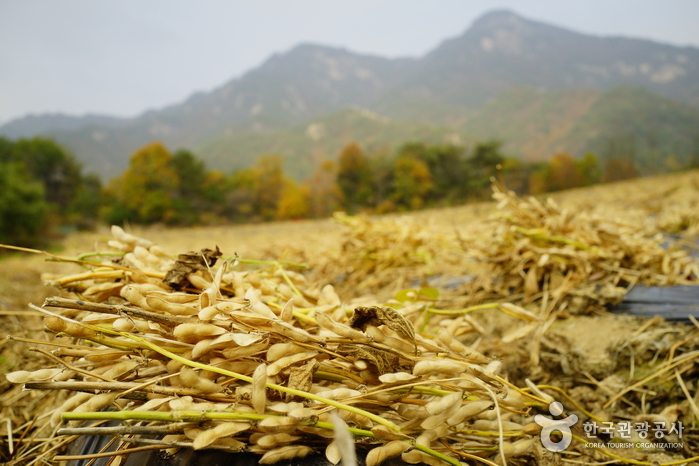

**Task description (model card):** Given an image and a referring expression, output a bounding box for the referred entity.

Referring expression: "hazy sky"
[1,0,698,124]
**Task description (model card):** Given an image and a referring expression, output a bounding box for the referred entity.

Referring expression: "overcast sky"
[1,0,698,124]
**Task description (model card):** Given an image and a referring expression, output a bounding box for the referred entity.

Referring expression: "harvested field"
[1,170,699,465]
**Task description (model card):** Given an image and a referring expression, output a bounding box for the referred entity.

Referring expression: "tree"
[170,149,208,224]
[0,162,48,247]
[576,152,601,186]
[12,137,83,214]
[224,168,258,222]
[527,162,551,195]
[391,153,433,210]
[397,143,468,204]
[307,160,341,218]
[276,179,311,220]
[547,152,582,191]
[369,150,395,210]
[105,142,179,224]
[603,156,637,182]
[337,143,373,213]
[601,135,638,183]
[67,173,103,229]
[467,140,506,196]
[500,157,532,195]
[0,136,99,232]
[254,155,285,221]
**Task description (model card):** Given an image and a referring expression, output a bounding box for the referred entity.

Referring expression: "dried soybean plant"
[459,183,699,316]
[5,226,546,466]
[310,212,462,297]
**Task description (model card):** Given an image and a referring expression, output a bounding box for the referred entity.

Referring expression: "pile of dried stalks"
[459,183,699,315]
[3,175,699,466]
[312,212,461,297]
[3,226,546,466]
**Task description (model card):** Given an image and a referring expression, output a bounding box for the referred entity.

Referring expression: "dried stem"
[53,444,170,462]
[43,296,190,327]
[24,381,237,403]
[0,243,163,278]
[57,423,197,437]
[29,348,115,383]
[604,349,699,409]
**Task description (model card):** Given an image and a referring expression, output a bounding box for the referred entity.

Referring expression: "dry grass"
[1,170,699,465]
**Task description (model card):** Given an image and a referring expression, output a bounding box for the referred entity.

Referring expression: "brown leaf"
[163,247,222,289]
[285,359,319,402]
[348,306,416,352]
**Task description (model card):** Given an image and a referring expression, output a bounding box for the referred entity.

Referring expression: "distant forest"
[1,135,696,248]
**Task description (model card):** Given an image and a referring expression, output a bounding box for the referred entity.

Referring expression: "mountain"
[0,113,129,139]
[2,10,699,180]
[375,10,699,123]
[458,86,699,173]
[199,107,465,180]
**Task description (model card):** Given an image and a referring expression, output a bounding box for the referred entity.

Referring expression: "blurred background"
[1,0,699,246]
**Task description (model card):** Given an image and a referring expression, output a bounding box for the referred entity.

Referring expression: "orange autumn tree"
[547,152,582,191]
[253,155,286,221]
[104,142,179,224]
[307,160,341,218]
[276,179,311,220]
[391,153,433,210]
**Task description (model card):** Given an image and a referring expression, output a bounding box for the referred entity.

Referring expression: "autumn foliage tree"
[547,152,582,191]
[276,179,311,220]
[104,142,179,224]
[396,143,468,204]
[253,155,286,221]
[577,153,602,186]
[391,153,433,210]
[603,155,638,182]
[307,160,341,217]
[337,143,374,214]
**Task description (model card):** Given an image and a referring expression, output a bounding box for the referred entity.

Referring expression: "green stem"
[313,421,376,438]
[426,303,498,315]
[513,226,590,250]
[276,262,304,297]
[414,443,462,466]
[227,257,308,268]
[76,251,126,261]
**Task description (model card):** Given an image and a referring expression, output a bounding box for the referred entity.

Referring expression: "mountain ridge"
[2,10,699,180]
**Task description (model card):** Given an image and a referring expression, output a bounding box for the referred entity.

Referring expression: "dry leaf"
[163,247,221,289]
[348,306,415,350]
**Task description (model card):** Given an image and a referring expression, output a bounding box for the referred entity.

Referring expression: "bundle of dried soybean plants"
[460,183,699,315]
[312,212,461,297]
[6,226,543,466]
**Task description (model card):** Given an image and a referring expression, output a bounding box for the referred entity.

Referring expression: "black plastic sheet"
[610,286,699,322]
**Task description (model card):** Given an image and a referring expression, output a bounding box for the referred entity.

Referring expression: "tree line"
[0,135,676,248]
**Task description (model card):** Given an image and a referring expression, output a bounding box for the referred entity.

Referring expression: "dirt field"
[1,171,699,465]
